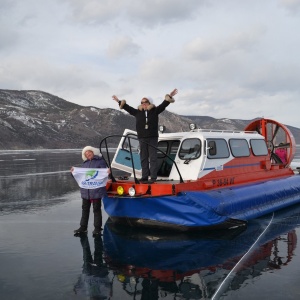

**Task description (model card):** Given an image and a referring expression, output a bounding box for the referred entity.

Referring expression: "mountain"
[0,89,299,150]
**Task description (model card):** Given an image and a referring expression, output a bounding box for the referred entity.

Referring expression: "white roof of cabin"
[159,130,263,141]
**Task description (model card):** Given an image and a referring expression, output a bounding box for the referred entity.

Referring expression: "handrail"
[193,129,258,134]
[101,137,116,182]
[99,134,184,183]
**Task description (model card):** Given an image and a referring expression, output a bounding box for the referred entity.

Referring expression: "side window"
[207,139,230,159]
[157,141,169,158]
[250,139,268,156]
[229,139,250,157]
[123,134,139,153]
[170,141,180,157]
[179,138,201,160]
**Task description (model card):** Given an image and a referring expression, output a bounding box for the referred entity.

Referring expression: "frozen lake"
[0,148,300,300]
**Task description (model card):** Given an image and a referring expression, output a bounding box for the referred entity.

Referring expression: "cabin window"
[179,139,201,160]
[250,139,268,156]
[157,141,169,158]
[123,134,140,153]
[157,140,180,158]
[170,141,180,156]
[229,139,250,157]
[207,139,230,159]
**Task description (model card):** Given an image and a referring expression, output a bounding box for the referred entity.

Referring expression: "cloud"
[0,56,109,101]
[124,0,207,27]
[1,0,300,128]
[0,30,20,52]
[62,0,120,24]
[139,58,181,82]
[0,0,14,10]
[246,63,300,94]
[183,27,265,61]
[63,0,207,27]
[279,0,300,14]
[106,36,141,59]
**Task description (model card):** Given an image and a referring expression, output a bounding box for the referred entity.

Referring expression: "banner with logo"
[72,167,108,189]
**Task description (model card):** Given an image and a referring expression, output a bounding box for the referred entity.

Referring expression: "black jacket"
[119,96,173,138]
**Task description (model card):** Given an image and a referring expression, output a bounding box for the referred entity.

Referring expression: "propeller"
[244,118,296,166]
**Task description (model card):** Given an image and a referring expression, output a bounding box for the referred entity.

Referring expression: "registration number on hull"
[212,177,235,187]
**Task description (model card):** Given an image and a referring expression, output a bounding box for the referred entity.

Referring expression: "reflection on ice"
[0,172,78,214]
[0,150,80,214]
[103,203,300,299]
[73,235,111,298]
[0,170,69,179]
[12,158,36,161]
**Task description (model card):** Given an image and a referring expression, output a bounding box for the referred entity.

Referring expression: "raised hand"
[169,89,178,97]
[112,95,119,102]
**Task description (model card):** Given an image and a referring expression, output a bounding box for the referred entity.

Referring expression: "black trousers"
[139,137,158,179]
[80,199,102,230]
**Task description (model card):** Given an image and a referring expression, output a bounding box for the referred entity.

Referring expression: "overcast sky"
[1,0,300,128]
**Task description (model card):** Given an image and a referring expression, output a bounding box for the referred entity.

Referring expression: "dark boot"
[74,226,88,234]
[74,199,91,234]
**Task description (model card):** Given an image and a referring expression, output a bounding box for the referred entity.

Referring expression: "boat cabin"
[108,126,288,183]
[99,118,295,194]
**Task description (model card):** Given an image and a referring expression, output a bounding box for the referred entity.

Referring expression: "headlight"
[128,187,136,196]
[117,186,124,195]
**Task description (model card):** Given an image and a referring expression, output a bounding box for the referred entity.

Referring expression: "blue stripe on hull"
[203,162,260,171]
[103,176,300,228]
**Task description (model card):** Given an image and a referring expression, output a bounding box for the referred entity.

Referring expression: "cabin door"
[169,138,203,181]
[157,140,181,178]
[111,129,142,177]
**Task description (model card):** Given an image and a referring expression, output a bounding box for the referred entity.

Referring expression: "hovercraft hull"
[103,175,300,231]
